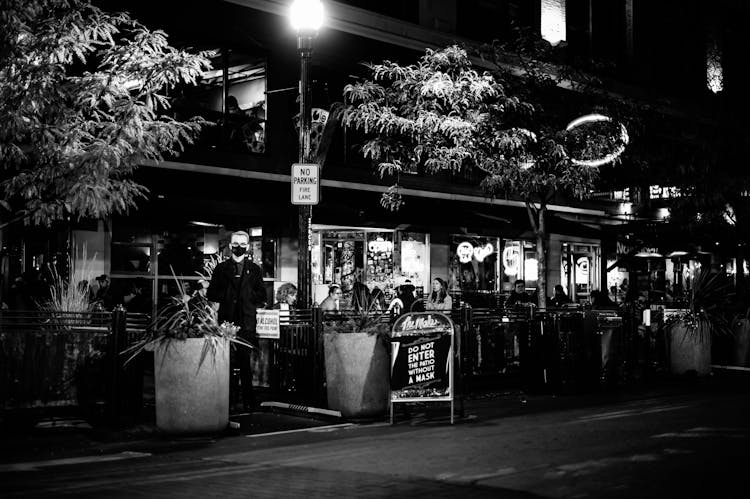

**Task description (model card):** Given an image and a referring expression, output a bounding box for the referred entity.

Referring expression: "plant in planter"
[323,286,392,419]
[30,251,108,412]
[664,270,733,376]
[37,250,98,325]
[124,277,251,434]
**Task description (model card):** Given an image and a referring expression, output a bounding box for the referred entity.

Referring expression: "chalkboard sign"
[390,312,455,424]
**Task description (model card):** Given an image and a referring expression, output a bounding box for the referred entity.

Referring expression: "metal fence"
[2,305,653,424]
[0,310,113,412]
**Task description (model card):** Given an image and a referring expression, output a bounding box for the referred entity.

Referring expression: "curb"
[259,401,343,419]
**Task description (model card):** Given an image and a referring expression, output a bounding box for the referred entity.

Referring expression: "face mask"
[231,245,247,257]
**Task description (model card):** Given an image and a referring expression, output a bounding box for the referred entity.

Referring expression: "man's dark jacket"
[206,257,267,338]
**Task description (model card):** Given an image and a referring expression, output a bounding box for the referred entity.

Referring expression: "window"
[247,227,276,280]
[561,242,601,302]
[396,232,429,295]
[450,236,500,293]
[175,50,267,154]
[500,240,537,292]
[311,227,417,303]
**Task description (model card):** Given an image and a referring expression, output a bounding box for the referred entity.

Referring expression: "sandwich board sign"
[291,163,319,205]
[390,312,455,424]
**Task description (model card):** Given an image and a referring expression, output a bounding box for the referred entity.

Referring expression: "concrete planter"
[668,322,712,376]
[323,331,389,420]
[154,337,230,434]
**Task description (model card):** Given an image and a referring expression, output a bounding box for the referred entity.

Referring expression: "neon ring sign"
[565,114,629,168]
[514,114,628,171]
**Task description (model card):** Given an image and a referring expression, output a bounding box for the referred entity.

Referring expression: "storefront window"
[500,240,537,292]
[311,227,426,304]
[111,244,151,274]
[111,221,277,315]
[315,230,365,293]
[158,228,209,277]
[366,232,394,293]
[247,227,276,279]
[561,242,601,302]
[450,236,500,294]
[396,232,428,296]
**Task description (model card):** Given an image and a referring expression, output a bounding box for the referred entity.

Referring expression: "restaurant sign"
[390,312,455,424]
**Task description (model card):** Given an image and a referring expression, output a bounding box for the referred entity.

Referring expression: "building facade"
[3,0,744,313]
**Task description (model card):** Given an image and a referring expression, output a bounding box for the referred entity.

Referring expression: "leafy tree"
[344,44,627,307]
[0,0,211,225]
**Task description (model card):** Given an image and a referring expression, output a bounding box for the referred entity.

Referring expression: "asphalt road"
[3,381,750,498]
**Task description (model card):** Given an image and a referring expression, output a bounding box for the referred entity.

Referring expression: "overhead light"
[635,251,663,258]
[667,251,688,257]
[189,221,221,228]
[290,0,324,32]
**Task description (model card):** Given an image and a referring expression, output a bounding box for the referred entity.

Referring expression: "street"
[3,381,749,498]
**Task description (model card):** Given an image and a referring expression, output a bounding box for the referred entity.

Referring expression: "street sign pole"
[292,162,319,309]
[297,33,314,309]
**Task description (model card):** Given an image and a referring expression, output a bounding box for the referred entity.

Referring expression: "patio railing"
[2,305,662,424]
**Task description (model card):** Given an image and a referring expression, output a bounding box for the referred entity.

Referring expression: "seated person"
[506,279,534,307]
[273,283,297,310]
[549,284,571,307]
[425,277,452,311]
[388,282,417,314]
[320,284,342,312]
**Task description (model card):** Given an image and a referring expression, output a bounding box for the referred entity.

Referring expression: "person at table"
[425,277,452,311]
[320,284,342,312]
[273,282,298,310]
[549,284,571,307]
[388,282,417,315]
[506,279,534,307]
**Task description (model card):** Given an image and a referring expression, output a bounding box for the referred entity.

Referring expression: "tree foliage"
[344,43,629,305]
[0,0,211,225]
[344,45,627,210]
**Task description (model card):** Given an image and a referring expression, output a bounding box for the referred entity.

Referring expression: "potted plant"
[323,287,391,419]
[124,277,251,434]
[665,270,733,376]
[28,252,108,412]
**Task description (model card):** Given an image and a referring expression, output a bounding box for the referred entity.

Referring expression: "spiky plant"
[665,270,734,343]
[123,268,252,369]
[323,286,391,338]
[37,246,98,327]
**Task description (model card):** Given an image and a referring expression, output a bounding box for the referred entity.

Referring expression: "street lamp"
[290,0,323,308]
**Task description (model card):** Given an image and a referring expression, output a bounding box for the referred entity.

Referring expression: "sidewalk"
[1,370,745,467]
[0,401,342,466]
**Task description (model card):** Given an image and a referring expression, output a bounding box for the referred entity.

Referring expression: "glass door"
[561,243,601,302]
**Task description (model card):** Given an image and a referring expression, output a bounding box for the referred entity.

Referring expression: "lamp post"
[290,0,323,309]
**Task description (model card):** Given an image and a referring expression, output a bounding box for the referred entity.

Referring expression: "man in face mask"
[207,230,268,412]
